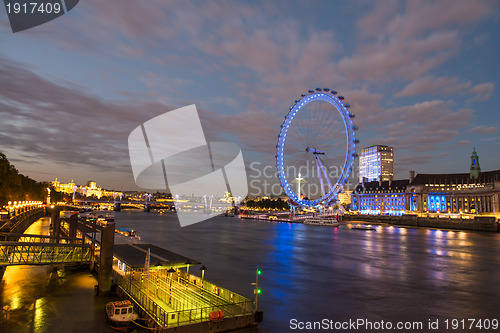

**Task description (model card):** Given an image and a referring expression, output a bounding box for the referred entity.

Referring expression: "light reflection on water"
[1,212,499,333]
[112,211,500,332]
[0,217,117,333]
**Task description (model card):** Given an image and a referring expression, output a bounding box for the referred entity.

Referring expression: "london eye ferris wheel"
[276,88,358,209]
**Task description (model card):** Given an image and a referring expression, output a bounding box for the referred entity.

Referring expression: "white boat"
[351,224,377,231]
[105,300,138,331]
[303,218,339,227]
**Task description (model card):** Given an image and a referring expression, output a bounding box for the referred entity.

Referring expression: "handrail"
[0,208,44,232]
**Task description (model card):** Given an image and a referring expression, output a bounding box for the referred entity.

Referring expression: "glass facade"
[359,145,394,183]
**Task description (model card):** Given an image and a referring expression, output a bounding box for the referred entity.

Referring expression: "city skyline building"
[51,178,121,199]
[351,149,500,216]
[359,145,394,183]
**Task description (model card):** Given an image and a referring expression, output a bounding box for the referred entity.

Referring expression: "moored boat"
[105,300,138,331]
[303,218,339,227]
[351,224,377,231]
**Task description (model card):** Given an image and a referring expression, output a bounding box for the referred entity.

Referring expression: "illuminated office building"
[359,145,394,183]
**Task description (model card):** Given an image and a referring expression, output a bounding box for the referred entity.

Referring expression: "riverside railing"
[0,207,44,232]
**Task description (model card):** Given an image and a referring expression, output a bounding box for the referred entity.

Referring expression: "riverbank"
[241,211,499,232]
[344,214,499,232]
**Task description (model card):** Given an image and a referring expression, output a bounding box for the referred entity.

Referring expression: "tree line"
[0,152,48,206]
[244,198,290,210]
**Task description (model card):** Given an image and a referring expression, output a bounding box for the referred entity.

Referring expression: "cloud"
[467,126,498,134]
[367,100,475,154]
[395,76,495,101]
[357,0,400,39]
[396,76,468,97]
[359,1,499,40]
[398,152,449,167]
[2,0,498,188]
[468,82,495,101]
[342,89,383,128]
[0,56,179,184]
[452,140,471,148]
[338,31,460,82]
[349,1,499,83]
[474,33,490,45]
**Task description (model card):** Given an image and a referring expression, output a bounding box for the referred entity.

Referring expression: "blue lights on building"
[428,194,446,212]
[351,179,410,216]
[350,152,500,216]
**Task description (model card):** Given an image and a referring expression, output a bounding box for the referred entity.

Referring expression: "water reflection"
[2,213,499,333]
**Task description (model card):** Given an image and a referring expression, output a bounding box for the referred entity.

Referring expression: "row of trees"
[0,152,48,206]
[245,198,290,210]
[245,196,351,212]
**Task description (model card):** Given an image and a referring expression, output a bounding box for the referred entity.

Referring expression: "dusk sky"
[1,1,499,194]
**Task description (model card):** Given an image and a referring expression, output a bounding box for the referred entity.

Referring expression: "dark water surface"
[1,212,499,332]
[0,217,118,333]
[115,211,500,332]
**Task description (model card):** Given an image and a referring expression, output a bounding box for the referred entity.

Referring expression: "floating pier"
[57,212,261,332]
[111,243,259,332]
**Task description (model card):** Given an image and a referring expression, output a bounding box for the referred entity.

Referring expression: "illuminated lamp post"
[199,265,207,292]
[184,259,192,285]
[167,267,176,304]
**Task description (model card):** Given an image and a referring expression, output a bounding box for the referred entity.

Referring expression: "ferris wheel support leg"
[317,155,334,190]
[314,155,326,197]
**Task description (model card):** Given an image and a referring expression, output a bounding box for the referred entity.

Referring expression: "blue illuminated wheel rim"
[276,89,357,208]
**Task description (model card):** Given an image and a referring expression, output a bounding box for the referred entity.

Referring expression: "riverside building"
[351,149,500,217]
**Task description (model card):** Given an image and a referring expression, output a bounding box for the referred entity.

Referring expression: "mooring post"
[50,207,61,243]
[97,222,115,296]
[69,213,78,241]
[89,218,97,272]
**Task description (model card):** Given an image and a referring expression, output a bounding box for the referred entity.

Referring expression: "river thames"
[1,211,499,332]
[116,211,500,332]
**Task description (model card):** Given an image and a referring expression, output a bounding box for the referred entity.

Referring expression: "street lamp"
[199,265,207,292]
[167,267,176,304]
[184,260,192,282]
